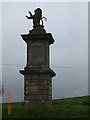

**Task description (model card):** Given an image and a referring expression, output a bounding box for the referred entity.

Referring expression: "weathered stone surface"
[20,9,56,104]
[23,73,52,104]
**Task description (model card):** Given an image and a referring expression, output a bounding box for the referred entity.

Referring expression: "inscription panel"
[31,44,43,63]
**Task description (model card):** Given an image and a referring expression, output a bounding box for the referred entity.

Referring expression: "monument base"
[20,67,55,105]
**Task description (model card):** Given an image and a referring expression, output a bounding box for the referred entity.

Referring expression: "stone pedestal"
[20,26,56,104]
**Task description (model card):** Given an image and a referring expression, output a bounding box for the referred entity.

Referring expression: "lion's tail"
[42,17,47,21]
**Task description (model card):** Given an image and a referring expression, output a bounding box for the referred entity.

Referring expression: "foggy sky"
[2,2,88,102]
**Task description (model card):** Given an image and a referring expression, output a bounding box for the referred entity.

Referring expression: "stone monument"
[20,8,56,105]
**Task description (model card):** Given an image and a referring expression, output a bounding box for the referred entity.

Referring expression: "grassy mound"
[2,96,89,119]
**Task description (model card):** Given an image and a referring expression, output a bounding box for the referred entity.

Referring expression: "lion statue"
[26,8,47,27]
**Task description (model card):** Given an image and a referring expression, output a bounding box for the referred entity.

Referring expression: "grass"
[2,96,89,119]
